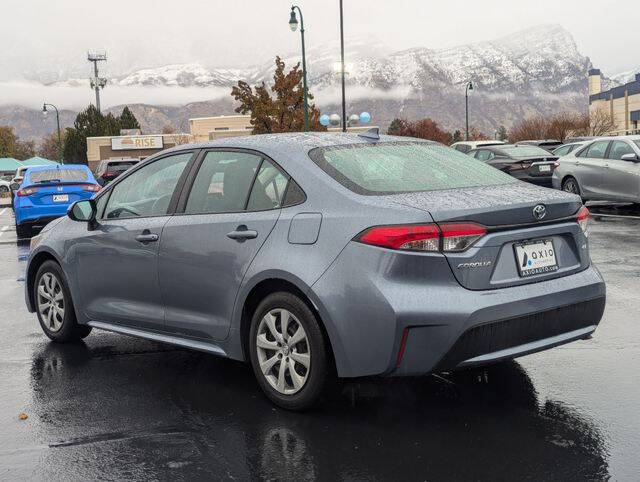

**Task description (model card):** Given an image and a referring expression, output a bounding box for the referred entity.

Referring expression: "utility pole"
[87,51,108,111]
[339,0,346,132]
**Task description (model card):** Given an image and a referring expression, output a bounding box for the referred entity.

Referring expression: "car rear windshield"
[502,146,552,157]
[109,161,137,170]
[309,142,515,195]
[29,169,89,184]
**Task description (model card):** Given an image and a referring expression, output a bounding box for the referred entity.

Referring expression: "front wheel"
[34,261,92,342]
[249,292,330,410]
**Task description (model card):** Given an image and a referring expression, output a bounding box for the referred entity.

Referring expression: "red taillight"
[576,206,589,236]
[357,224,440,251]
[81,183,101,192]
[356,222,487,252]
[16,187,38,197]
[440,222,488,252]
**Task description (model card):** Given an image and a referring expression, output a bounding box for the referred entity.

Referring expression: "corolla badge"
[533,204,546,220]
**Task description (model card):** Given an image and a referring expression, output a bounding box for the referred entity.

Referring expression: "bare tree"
[588,108,617,136]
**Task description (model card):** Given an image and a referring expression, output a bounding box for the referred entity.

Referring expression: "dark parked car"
[25,133,604,410]
[467,144,559,187]
[95,159,140,186]
[518,140,564,152]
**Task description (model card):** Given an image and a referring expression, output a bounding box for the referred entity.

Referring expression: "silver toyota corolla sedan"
[25,132,606,410]
[552,135,640,203]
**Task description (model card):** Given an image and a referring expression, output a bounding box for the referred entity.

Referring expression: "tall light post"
[465,80,474,141]
[42,103,63,163]
[339,0,346,132]
[289,6,309,132]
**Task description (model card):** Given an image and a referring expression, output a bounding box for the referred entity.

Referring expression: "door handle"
[135,230,159,244]
[227,225,258,242]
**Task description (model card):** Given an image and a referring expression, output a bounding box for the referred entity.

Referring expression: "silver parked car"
[553,135,640,203]
[25,133,605,410]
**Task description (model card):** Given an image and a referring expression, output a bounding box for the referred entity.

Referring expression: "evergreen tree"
[119,106,140,130]
[496,125,508,141]
[387,118,407,136]
[62,128,86,163]
[452,130,463,143]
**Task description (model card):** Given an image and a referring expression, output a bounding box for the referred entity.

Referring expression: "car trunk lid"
[387,183,588,290]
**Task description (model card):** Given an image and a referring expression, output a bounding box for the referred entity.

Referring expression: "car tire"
[34,260,92,342]
[0,185,8,195]
[561,176,582,198]
[16,223,30,239]
[249,292,330,411]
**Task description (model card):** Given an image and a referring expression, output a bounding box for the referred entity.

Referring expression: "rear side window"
[247,159,289,211]
[553,145,571,156]
[454,144,470,153]
[309,142,515,195]
[185,151,262,214]
[28,169,89,184]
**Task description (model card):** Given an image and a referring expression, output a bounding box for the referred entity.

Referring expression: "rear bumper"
[15,204,69,225]
[311,243,606,378]
[432,296,604,371]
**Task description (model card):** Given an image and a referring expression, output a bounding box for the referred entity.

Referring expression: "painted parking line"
[0,226,10,238]
[0,208,6,217]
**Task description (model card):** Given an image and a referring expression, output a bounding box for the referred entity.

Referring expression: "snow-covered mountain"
[5,24,626,141]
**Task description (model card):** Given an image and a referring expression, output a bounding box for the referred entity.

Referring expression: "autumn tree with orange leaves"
[231,56,326,134]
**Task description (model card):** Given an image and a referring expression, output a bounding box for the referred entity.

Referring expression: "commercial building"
[85,133,192,171]
[190,115,253,142]
[589,69,640,135]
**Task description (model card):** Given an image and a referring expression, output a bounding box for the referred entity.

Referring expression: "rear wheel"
[249,292,330,410]
[561,176,581,197]
[34,261,92,342]
[0,185,8,195]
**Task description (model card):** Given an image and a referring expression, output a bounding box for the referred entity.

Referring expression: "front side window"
[607,141,634,160]
[103,152,192,219]
[309,142,515,195]
[185,151,262,214]
[584,141,610,159]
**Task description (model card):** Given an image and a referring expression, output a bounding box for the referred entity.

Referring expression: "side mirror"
[10,182,20,191]
[620,153,639,162]
[68,199,96,223]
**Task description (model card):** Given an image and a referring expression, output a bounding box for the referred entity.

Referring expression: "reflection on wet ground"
[0,203,639,480]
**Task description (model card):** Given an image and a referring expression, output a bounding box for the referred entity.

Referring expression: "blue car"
[14,164,100,238]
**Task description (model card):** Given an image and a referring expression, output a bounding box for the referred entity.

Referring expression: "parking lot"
[0,201,639,481]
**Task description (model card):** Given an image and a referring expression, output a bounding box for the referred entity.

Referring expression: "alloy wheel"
[563,179,578,194]
[37,272,65,332]
[256,308,311,395]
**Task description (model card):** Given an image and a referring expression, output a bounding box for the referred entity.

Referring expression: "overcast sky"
[1,0,636,81]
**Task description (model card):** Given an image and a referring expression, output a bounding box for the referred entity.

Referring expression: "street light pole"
[289,6,309,132]
[339,0,346,132]
[43,103,63,164]
[465,81,473,141]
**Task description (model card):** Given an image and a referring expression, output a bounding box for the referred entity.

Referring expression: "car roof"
[24,163,91,173]
[158,132,435,157]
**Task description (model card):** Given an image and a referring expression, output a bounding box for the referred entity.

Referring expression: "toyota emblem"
[533,204,546,220]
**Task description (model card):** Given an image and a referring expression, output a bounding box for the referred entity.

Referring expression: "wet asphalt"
[0,201,639,481]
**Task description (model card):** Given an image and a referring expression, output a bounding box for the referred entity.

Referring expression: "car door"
[603,140,640,200]
[575,140,610,199]
[158,149,291,341]
[74,151,195,330]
